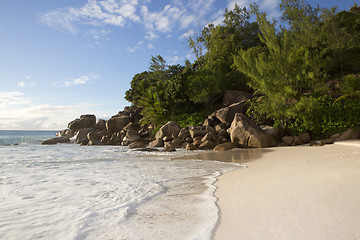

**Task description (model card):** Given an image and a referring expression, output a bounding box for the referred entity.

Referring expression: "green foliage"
[125,1,360,138]
[248,95,360,138]
[333,74,360,105]
[173,110,212,128]
[235,1,328,122]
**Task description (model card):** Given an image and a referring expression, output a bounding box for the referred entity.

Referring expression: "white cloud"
[53,73,99,87]
[40,0,281,46]
[0,91,106,130]
[147,43,154,49]
[41,0,141,34]
[17,81,25,87]
[0,92,32,106]
[40,8,79,34]
[166,55,182,65]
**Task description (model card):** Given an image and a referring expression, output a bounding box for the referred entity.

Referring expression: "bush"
[173,110,212,128]
[247,95,360,138]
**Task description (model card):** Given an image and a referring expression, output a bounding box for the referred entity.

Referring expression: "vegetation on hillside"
[125,0,360,139]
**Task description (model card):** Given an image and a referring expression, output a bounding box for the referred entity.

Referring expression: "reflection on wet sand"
[175,148,272,164]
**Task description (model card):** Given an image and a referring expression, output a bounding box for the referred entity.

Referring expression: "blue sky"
[0,0,357,130]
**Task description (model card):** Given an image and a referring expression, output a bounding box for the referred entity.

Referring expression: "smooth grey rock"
[230,113,277,148]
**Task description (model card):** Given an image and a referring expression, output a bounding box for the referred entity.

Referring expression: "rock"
[203,125,216,134]
[128,141,148,149]
[298,132,311,143]
[203,117,215,127]
[155,121,180,139]
[123,131,143,143]
[199,140,215,150]
[132,148,160,152]
[87,130,105,142]
[75,128,94,144]
[106,116,132,131]
[193,137,203,146]
[293,136,303,145]
[310,141,324,147]
[56,129,72,138]
[41,136,70,145]
[230,113,277,148]
[165,138,181,149]
[189,128,207,139]
[320,138,334,145]
[163,136,174,142]
[214,124,225,133]
[79,138,89,146]
[148,138,164,148]
[336,127,360,141]
[171,138,182,148]
[330,133,341,141]
[223,90,253,106]
[201,132,216,142]
[185,143,197,151]
[68,114,96,132]
[214,142,239,151]
[281,136,294,146]
[101,135,110,143]
[215,102,247,126]
[95,119,106,129]
[260,125,280,140]
[217,129,228,138]
[88,140,104,146]
[178,128,190,139]
[163,142,176,152]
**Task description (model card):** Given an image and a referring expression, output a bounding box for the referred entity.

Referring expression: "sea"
[0,130,241,240]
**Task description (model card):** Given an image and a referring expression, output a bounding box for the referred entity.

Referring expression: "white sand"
[214,141,360,240]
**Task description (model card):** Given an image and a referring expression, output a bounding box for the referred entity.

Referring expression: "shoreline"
[213,140,360,240]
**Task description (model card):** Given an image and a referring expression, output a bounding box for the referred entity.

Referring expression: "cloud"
[0,91,106,130]
[0,92,32,106]
[53,73,99,87]
[40,0,141,34]
[17,81,25,87]
[40,0,217,42]
[40,8,79,34]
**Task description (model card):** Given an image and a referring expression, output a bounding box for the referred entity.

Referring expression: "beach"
[213,141,360,240]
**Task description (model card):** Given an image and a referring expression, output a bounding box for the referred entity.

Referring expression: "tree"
[234,1,328,124]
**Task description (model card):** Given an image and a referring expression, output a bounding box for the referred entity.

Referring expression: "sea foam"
[0,131,239,240]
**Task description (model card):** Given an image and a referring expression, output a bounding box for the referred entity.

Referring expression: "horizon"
[0,0,357,130]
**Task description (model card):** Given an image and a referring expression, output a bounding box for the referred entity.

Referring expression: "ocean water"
[0,130,240,240]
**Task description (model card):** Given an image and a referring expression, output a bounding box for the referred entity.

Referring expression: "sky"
[0,0,358,130]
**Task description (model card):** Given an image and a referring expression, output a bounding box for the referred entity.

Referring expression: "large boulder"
[95,119,106,129]
[155,121,181,139]
[148,138,164,148]
[75,128,94,144]
[230,113,277,148]
[41,136,70,145]
[223,90,253,106]
[68,114,96,132]
[128,141,148,149]
[198,140,215,150]
[260,125,280,140]
[189,128,208,139]
[336,127,360,141]
[106,116,132,131]
[215,102,247,126]
[214,142,239,151]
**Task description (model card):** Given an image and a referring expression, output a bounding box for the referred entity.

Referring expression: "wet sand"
[213,141,360,240]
